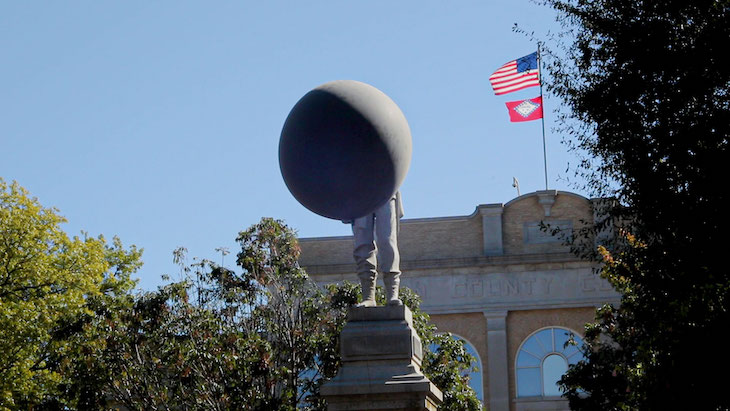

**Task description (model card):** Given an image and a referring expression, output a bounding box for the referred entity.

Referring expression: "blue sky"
[1,1,580,291]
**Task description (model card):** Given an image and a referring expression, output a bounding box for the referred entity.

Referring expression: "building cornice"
[302,252,591,275]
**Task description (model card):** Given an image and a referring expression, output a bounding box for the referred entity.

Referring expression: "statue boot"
[356,274,377,307]
[384,274,403,306]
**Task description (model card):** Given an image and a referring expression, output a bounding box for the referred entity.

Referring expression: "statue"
[349,191,404,307]
[279,80,412,307]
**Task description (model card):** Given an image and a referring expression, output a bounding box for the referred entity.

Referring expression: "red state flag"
[505,96,543,122]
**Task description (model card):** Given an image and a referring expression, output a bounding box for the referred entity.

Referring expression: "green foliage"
[325,285,482,411]
[0,179,142,410]
[97,218,480,410]
[101,280,250,410]
[92,218,339,410]
[397,289,482,411]
[50,237,142,410]
[1,186,479,410]
[537,1,730,409]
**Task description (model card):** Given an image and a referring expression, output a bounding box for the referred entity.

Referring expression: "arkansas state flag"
[505,96,543,122]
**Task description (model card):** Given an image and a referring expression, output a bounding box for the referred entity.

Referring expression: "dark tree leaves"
[540,1,730,409]
[92,218,481,410]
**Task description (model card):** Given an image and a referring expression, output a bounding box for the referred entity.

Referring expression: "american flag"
[489,52,540,95]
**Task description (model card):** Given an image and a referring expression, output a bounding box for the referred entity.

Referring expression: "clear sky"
[1,1,582,291]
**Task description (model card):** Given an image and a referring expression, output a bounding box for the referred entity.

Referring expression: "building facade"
[299,190,619,411]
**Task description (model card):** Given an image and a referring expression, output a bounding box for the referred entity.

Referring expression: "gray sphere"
[279,80,412,221]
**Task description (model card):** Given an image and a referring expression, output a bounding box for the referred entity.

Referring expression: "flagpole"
[538,43,549,190]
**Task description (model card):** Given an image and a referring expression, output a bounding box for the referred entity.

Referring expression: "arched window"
[430,335,484,403]
[516,327,584,398]
[457,336,484,404]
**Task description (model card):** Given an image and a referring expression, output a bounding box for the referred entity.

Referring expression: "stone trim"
[302,252,585,275]
[504,190,589,209]
[514,397,570,411]
[536,190,558,217]
[422,298,620,315]
[479,204,504,256]
[484,311,510,411]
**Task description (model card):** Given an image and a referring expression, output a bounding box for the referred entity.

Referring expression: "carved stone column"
[321,305,443,411]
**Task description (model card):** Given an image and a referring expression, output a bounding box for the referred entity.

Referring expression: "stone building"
[298,190,619,411]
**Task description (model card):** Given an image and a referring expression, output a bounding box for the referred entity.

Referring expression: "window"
[516,327,584,398]
[458,336,484,403]
[430,335,484,404]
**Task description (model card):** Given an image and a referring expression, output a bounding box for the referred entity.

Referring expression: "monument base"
[320,305,443,411]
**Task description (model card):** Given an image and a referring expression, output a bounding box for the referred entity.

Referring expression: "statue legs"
[352,196,402,307]
[383,275,402,306]
[353,215,378,307]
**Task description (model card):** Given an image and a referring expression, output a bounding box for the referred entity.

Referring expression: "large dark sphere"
[279,80,412,221]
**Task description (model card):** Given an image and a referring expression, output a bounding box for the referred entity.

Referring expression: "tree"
[51,237,143,410]
[537,1,730,409]
[397,289,482,411]
[99,218,480,410]
[234,219,481,410]
[0,179,142,409]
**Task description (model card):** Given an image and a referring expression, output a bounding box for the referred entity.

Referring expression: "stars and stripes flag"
[489,52,540,95]
[505,96,543,122]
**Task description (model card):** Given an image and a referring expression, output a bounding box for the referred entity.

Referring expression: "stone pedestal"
[321,305,443,411]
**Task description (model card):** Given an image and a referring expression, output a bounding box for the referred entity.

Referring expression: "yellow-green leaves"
[0,179,108,408]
